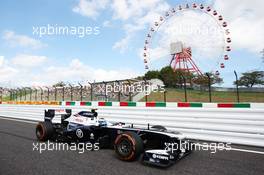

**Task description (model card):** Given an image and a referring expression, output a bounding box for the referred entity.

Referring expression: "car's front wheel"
[114,131,143,161]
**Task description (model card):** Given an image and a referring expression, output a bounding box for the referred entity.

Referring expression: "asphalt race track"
[0,117,264,175]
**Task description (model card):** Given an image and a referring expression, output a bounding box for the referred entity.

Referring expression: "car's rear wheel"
[36,122,54,141]
[114,131,143,161]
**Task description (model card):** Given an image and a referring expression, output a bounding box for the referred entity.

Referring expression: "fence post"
[13,90,16,101]
[88,82,93,101]
[10,90,13,101]
[78,83,83,101]
[163,90,167,102]
[181,74,187,102]
[69,84,73,101]
[19,89,22,101]
[127,79,132,101]
[29,88,32,101]
[0,88,2,102]
[144,78,148,102]
[206,73,212,102]
[34,88,37,101]
[15,90,18,101]
[103,81,108,101]
[9,90,12,101]
[45,87,49,101]
[24,88,27,101]
[234,70,240,103]
[39,87,43,101]
[54,87,57,101]
[62,86,65,101]
[116,80,121,102]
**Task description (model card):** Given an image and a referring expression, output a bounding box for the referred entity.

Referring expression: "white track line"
[230,148,264,155]
[0,116,37,124]
[185,143,264,155]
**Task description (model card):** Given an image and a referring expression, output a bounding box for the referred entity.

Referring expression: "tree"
[53,81,66,87]
[143,66,224,88]
[158,66,194,88]
[193,73,223,86]
[159,66,180,88]
[234,71,264,87]
[144,70,160,80]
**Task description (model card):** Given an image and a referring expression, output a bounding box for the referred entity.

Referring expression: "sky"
[0,0,263,88]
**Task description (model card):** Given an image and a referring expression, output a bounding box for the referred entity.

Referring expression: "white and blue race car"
[36,109,192,167]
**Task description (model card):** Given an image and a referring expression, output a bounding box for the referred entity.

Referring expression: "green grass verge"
[142,88,264,102]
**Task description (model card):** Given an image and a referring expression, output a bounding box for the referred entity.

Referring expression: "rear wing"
[44,109,72,122]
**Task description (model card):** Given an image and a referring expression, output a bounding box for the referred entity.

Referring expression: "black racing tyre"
[151,125,167,131]
[36,122,54,141]
[114,131,144,161]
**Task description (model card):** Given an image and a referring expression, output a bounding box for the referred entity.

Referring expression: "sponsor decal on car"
[76,129,83,138]
[75,118,84,123]
[152,154,169,160]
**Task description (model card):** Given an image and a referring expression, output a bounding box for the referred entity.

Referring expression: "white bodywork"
[51,109,185,140]
[64,114,113,126]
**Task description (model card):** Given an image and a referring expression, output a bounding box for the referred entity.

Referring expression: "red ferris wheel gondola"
[213,10,217,15]
[220,63,225,68]
[179,5,182,10]
[224,55,229,60]
[192,3,197,8]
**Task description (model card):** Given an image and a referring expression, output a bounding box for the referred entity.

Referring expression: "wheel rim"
[117,138,133,157]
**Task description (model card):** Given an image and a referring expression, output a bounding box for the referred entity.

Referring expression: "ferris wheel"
[143,3,232,77]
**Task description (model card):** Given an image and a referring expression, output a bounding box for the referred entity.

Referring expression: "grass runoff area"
[143,88,264,103]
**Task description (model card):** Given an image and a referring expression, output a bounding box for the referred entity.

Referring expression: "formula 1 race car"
[35,109,192,167]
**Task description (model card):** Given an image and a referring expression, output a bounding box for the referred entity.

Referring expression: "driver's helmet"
[98,118,107,126]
